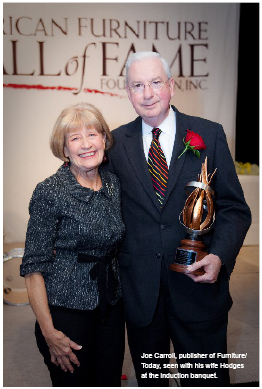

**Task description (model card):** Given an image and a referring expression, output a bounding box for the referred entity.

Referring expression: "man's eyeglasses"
[128,80,170,94]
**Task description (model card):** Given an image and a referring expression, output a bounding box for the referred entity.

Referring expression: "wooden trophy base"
[170,237,207,275]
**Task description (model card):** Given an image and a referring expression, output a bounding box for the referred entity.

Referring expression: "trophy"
[170,157,217,275]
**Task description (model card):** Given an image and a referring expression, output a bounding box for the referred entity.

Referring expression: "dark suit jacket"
[107,106,251,327]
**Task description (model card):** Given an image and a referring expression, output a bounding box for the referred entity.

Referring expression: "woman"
[20,102,125,387]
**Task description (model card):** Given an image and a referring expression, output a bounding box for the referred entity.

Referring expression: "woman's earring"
[103,154,107,163]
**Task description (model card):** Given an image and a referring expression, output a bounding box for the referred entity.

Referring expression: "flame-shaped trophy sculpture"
[170,157,217,275]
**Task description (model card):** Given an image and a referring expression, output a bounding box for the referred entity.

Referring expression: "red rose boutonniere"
[178,129,206,158]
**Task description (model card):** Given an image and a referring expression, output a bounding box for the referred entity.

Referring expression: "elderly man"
[107,52,251,387]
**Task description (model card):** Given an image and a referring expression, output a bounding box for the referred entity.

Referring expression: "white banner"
[3,3,240,242]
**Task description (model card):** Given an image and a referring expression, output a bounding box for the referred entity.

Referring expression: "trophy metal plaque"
[170,157,216,275]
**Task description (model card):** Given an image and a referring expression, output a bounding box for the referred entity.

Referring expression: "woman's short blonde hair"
[50,102,113,162]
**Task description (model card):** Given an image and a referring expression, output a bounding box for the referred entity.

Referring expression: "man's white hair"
[125,52,172,84]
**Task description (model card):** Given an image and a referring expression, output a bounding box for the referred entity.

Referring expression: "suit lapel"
[162,108,188,208]
[123,119,162,211]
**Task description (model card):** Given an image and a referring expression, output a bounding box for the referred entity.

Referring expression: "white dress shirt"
[142,107,176,168]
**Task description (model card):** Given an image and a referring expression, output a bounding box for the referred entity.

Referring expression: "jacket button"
[156,253,161,258]
[161,224,166,230]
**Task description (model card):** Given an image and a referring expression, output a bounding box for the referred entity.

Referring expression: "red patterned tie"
[148,128,169,207]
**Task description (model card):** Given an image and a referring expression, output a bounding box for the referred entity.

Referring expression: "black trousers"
[35,299,125,387]
[126,262,230,387]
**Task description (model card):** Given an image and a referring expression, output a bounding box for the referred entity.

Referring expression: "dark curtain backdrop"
[235,3,259,165]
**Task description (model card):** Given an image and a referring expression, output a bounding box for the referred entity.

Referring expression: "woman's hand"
[24,273,82,373]
[44,329,82,373]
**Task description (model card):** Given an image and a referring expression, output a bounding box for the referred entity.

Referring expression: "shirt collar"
[57,164,112,202]
[142,106,176,137]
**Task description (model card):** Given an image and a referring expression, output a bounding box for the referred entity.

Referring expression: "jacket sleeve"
[20,183,59,277]
[104,141,117,175]
[208,125,252,276]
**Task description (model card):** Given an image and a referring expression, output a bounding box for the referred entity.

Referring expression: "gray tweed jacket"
[20,164,125,310]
